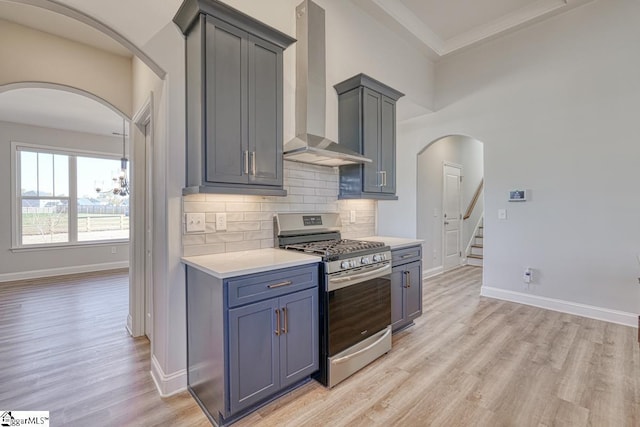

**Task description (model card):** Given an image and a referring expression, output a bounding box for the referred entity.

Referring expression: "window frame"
[11,141,130,250]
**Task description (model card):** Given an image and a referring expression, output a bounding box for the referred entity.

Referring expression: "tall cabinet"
[174,0,295,196]
[334,74,404,200]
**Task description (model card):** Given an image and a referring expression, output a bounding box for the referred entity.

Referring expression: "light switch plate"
[185,213,206,232]
[215,213,227,231]
[498,209,507,220]
[350,210,356,223]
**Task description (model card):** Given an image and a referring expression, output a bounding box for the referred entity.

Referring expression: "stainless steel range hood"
[283,0,371,167]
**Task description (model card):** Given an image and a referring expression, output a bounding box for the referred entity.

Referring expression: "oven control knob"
[341,261,350,269]
[373,254,381,262]
[361,257,371,265]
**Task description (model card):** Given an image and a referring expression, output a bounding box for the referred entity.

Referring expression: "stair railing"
[463,178,483,220]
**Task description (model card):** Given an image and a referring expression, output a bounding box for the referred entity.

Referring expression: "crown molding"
[355,0,595,59]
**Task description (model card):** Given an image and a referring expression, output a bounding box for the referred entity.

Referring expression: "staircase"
[467,220,483,267]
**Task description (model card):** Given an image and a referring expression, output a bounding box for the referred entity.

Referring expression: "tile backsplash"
[182,161,377,256]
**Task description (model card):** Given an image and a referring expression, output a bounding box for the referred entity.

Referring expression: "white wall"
[0,19,132,116]
[416,135,483,273]
[379,0,640,320]
[0,121,129,280]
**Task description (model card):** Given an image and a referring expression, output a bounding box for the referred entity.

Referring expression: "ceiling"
[0,0,595,134]
[355,0,595,57]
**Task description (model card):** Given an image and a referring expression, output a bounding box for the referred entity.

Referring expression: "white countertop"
[182,248,321,279]
[357,236,424,250]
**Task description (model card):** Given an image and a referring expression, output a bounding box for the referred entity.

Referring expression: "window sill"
[10,240,129,253]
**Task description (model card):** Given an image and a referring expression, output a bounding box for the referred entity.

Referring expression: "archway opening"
[417,135,485,277]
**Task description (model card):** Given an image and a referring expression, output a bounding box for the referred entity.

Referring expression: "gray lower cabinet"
[174,0,295,196]
[186,263,318,426]
[334,74,404,200]
[390,245,423,332]
[228,287,318,414]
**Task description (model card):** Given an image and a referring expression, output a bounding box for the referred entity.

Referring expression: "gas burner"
[285,239,386,260]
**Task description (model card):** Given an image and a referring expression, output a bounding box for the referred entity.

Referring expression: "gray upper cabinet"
[174,0,295,196]
[334,74,404,200]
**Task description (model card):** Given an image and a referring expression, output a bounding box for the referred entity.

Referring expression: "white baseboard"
[423,266,443,279]
[150,354,187,397]
[0,261,129,283]
[481,286,637,328]
[126,314,134,336]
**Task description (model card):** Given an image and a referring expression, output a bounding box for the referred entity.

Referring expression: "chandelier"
[95,119,129,196]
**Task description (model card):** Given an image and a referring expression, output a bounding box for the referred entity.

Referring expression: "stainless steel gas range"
[275,212,392,388]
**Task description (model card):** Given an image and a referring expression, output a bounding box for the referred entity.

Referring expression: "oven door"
[327,263,391,356]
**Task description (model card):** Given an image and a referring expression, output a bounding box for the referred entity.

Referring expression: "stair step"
[468,254,483,259]
[467,255,483,267]
[471,244,483,248]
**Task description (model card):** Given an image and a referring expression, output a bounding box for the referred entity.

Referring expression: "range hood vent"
[283,0,371,167]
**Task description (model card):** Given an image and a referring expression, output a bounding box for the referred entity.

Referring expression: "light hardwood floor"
[1,267,638,426]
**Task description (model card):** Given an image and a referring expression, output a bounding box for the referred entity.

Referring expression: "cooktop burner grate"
[284,239,385,257]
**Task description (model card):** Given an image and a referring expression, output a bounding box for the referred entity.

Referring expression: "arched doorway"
[0,2,166,340]
[417,135,484,276]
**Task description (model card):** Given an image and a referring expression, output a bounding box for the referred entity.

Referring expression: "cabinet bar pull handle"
[267,280,292,289]
[379,171,384,187]
[406,271,411,288]
[401,254,412,259]
[243,150,249,174]
[382,170,387,187]
[251,151,256,176]
[282,307,288,334]
[275,308,280,336]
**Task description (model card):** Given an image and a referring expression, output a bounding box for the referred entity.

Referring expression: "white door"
[144,122,153,339]
[443,164,462,271]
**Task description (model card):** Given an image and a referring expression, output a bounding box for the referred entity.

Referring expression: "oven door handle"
[328,263,391,291]
[332,327,392,365]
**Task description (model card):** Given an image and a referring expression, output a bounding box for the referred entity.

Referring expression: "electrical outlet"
[498,209,507,220]
[523,267,532,283]
[350,210,356,223]
[111,247,117,254]
[185,213,206,233]
[216,213,227,231]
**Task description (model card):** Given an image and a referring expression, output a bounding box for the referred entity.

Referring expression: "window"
[15,144,129,247]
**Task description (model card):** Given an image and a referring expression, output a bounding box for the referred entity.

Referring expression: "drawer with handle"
[391,245,422,266]
[227,264,319,308]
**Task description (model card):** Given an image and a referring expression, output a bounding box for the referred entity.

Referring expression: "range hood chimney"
[283,0,371,167]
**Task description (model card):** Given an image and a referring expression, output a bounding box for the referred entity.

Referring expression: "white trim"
[129,94,154,339]
[481,286,638,328]
[0,261,129,283]
[423,265,444,279]
[150,355,187,397]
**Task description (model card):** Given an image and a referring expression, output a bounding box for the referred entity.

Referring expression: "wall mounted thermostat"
[508,190,527,202]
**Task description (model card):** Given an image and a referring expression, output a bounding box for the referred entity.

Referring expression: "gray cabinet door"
[391,260,422,332]
[380,95,396,194]
[205,17,249,185]
[404,262,422,321]
[362,88,381,193]
[390,266,405,331]
[248,35,282,187]
[228,298,279,414]
[278,288,318,389]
